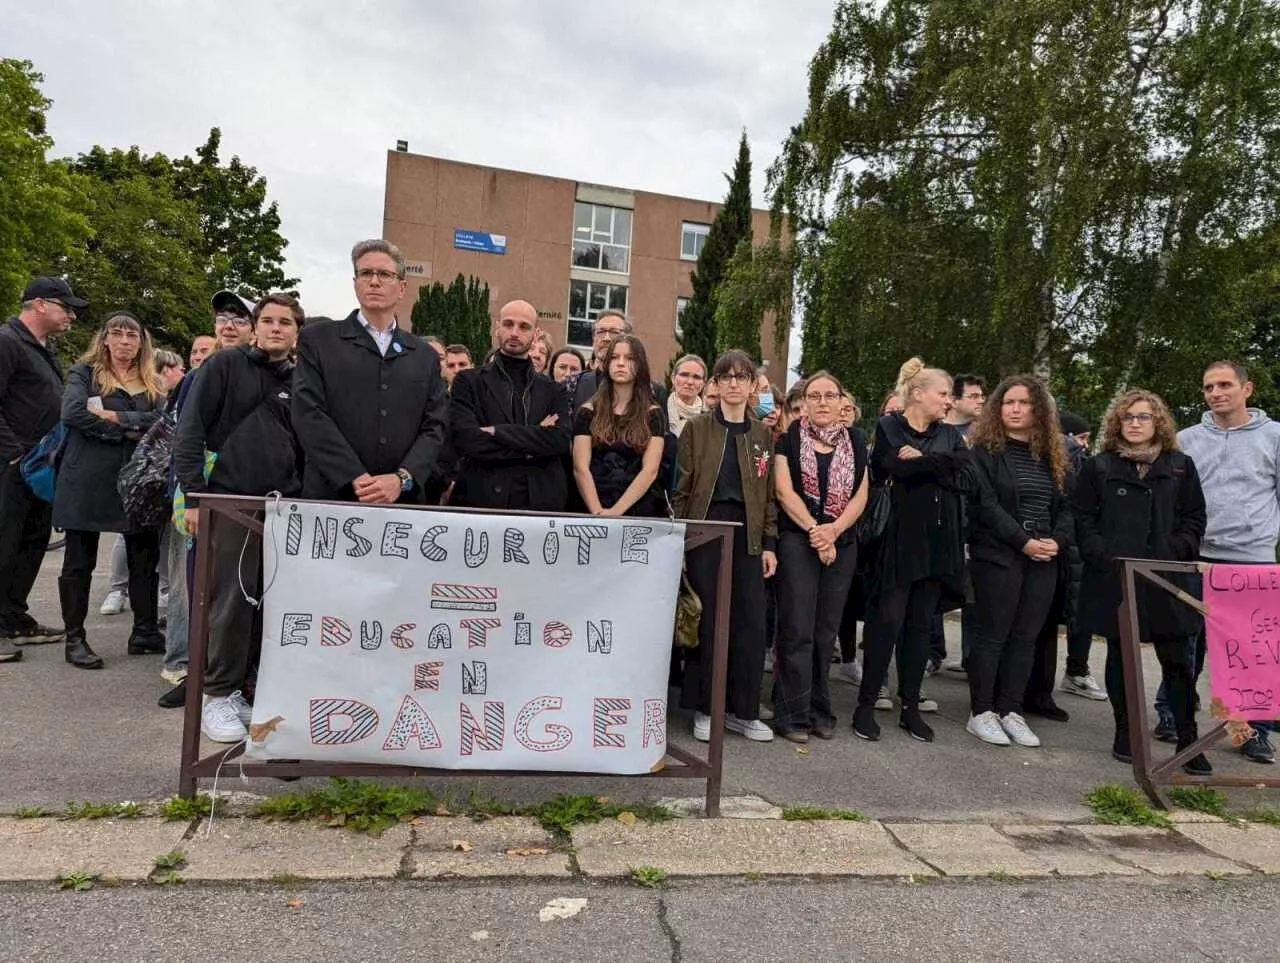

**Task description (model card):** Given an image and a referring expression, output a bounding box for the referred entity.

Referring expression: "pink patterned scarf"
[800,418,856,519]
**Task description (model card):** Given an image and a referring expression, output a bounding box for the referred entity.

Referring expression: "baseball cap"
[22,277,88,309]
[211,290,256,316]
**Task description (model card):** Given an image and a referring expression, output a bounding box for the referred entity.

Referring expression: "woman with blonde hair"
[1073,388,1209,772]
[853,358,971,743]
[529,330,554,374]
[667,353,707,437]
[964,375,1074,748]
[54,312,166,669]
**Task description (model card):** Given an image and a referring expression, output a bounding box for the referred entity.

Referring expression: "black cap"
[22,277,87,309]
[211,289,255,317]
[1059,410,1090,436]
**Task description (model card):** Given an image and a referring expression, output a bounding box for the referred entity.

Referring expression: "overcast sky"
[5,0,834,369]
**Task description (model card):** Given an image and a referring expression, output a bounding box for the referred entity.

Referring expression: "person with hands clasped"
[771,371,869,743]
[964,375,1074,749]
[853,358,970,744]
[675,350,779,744]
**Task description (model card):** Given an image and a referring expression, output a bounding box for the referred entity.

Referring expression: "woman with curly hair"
[964,375,1074,748]
[1073,389,1209,772]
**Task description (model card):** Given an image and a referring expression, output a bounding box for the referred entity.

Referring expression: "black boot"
[1175,718,1212,775]
[59,576,103,670]
[126,552,165,655]
[851,703,881,741]
[899,704,935,742]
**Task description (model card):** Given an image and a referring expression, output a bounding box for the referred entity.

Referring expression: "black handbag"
[855,478,892,546]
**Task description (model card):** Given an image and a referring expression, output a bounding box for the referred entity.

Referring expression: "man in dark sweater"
[450,300,571,511]
[0,278,84,661]
[175,294,303,742]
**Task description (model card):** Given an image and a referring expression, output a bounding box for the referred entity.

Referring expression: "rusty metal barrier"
[179,493,736,816]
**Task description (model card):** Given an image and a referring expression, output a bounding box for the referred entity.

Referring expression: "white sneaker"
[725,714,774,742]
[833,661,862,686]
[693,712,711,742]
[99,590,128,616]
[157,591,169,613]
[966,711,1011,745]
[875,685,894,711]
[918,693,939,713]
[1000,712,1041,748]
[1060,674,1108,701]
[227,690,254,726]
[201,695,249,743]
[159,667,187,686]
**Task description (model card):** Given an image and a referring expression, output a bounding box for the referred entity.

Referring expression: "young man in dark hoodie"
[174,294,303,742]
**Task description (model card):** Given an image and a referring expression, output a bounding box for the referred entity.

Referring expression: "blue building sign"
[453,229,507,255]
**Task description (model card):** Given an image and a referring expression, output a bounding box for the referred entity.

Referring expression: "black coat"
[292,312,449,502]
[53,363,161,533]
[0,317,64,462]
[1073,450,1206,640]
[968,443,1074,567]
[449,355,572,511]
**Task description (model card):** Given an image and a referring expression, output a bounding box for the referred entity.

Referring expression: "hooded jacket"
[1177,409,1280,563]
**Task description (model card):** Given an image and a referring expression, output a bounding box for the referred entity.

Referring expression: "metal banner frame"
[178,494,736,816]
[1118,557,1280,806]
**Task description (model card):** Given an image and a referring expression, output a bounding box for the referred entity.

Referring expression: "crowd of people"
[1,240,1277,775]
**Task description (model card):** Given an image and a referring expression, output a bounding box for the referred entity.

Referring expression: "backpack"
[19,422,68,503]
[118,413,176,529]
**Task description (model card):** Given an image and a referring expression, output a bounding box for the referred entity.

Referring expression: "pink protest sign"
[1203,564,1280,721]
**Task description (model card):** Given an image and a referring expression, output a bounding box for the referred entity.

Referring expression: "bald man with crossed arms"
[448,300,572,511]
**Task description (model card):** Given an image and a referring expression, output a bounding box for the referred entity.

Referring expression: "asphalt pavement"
[1,545,1272,818]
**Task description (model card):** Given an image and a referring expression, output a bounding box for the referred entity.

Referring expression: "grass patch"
[159,794,221,821]
[630,866,667,888]
[62,801,142,820]
[253,778,437,835]
[523,794,675,836]
[1167,787,1229,818]
[781,806,866,822]
[1236,807,1280,826]
[15,806,47,819]
[987,869,1017,882]
[1086,784,1172,829]
[55,870,98,892]
[151,870,185,885]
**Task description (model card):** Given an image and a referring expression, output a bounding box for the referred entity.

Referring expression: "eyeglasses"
[215,314,251,328]
[355,269,402,283]
[1120,412,1154,424]
[963,392,985,401]
[805,392,841,404]
[594,326,626,338]
[716,371,753,384]
[105,328,141,341]
[674,371,705,381]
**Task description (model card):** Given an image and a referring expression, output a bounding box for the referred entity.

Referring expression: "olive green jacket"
[673,411,778,555]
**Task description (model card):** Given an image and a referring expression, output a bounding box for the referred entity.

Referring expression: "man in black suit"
[292,240,448,503]
[450,300,571,511]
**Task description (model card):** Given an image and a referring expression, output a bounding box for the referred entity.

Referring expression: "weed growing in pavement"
[159,795,221,821]
[986,869,1017,882]
[253,778,437,834]
[15,806,47,819]
[1086,784,1172,829]
[1237,807,1280,826]
[781,806,867,822]
[61,801,142,820]
[630,866,667,888]
[523,794,675,836]
[1204,870,1231,881]
[153,849,187,871]
[270,872,304,886]
[743,871,764,882]
[151,870,186,885]
[55,870,98,892]
[1167,787,1230,819]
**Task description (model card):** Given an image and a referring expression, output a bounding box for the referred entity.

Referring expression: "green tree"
[714,235,795,361]
[171,127,298,296]
[0,59,90,312]
[410,274,492,360]
[679,130,754,365]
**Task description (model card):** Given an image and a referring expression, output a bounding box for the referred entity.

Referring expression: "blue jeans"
[162,530,189,673]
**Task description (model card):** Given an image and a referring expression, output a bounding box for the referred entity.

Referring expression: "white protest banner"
[245,502,686,774]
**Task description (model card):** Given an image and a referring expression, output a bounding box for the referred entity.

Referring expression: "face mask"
[753,392,775,419]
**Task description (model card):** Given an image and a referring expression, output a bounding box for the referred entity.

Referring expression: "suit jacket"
[292,311,448,502]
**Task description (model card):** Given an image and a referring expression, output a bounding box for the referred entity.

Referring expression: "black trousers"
[968,556,1059,716]
[858,577,943,708]
[61,528,161,629]
[0,461,54,628]
[772,532,858,733]
[1024,577,1068,706]
[1065,619,1094,678]
[681,502,768,721]
[1106,634,1195,747]
[204,512,264,698]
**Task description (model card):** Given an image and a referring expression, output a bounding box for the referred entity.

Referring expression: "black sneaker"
[1182,753,1213,775]
[1152,712,1177,743]
[1024,698,1070,723]
[7,616,64,645]
[1242,730,1277,764]
[157,679,187,709]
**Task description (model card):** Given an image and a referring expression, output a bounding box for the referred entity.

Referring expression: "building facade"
[381,150,786,374]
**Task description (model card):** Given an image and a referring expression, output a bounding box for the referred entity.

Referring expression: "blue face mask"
[753,391,775,419]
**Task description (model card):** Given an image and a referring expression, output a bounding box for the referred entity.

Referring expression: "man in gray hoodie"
[1178,360,1280,764]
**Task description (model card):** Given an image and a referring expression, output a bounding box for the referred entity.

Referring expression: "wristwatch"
[395,468,413,493]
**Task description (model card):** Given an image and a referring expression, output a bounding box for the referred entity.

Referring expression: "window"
[568,279,628,347]
[681,222,710,261]
[572,202,632,274]
[675,296,691,336]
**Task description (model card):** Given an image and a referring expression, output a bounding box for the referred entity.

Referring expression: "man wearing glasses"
[566,310,667,414]
[0,278,86,661]
[293,239,448,503]
[945,374,985,439]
